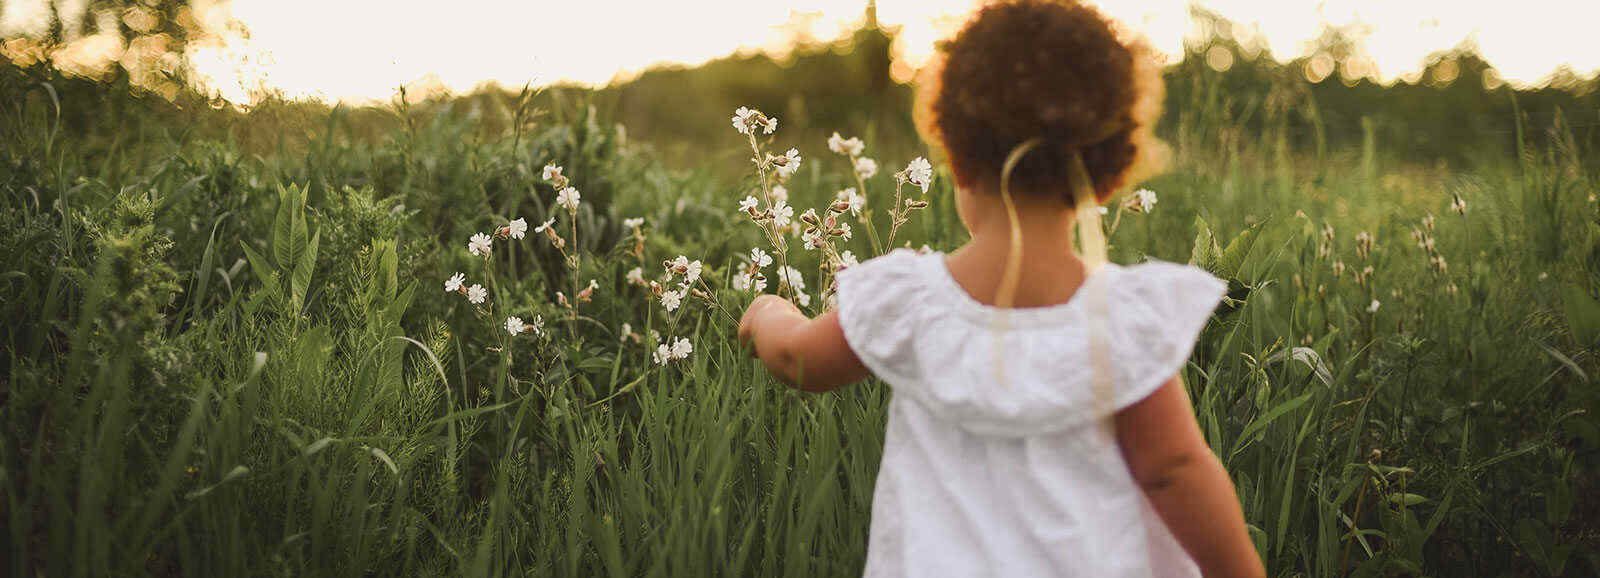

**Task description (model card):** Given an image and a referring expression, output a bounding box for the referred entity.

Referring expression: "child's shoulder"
[836,247,928,279]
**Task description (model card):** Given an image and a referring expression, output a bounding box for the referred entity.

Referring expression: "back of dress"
[834,249,1226,577]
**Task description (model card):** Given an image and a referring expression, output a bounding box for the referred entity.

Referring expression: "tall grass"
[2,60,1596,577]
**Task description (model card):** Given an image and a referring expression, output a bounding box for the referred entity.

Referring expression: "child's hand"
[738,294,797,356]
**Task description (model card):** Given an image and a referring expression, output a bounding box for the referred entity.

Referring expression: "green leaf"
[273,185,294,271]
[1189,215,1220,271]
[368,447,399,475]
[1217,219,1266,279]
[303,436,336,456]
[240,241,278,297]
[1560,283,1600,348]
[185,465,249,500]
[1230,391,1314,459]
[1514,518,1569,575]
[1387,493,1429,507]
[289,189,309,274]
[292,228,319,314]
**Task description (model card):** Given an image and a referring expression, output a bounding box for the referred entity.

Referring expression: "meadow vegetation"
[3,14,1599,577]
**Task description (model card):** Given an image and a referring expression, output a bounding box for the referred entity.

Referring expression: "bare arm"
[737,295,870,392]
[1116,377,1266,578]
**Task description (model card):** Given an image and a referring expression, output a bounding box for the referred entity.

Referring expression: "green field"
[3,21,1599,576]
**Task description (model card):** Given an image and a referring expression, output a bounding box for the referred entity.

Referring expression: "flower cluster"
[444,272,487,305]
[1354,231,1374,262]
[733,247,773,293]
[506,315,544,336]
[827,132,865,157]
[1317,223,1335,259]
[651,255,704,312]
[652,337,694,365]
[732,106,778,136]
[1410,214,1448,277]
[729,107,941,310]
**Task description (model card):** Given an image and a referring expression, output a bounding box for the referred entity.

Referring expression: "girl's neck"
[946,194,1089,309]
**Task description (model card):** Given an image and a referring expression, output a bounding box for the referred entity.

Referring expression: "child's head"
[915,0,1167,208]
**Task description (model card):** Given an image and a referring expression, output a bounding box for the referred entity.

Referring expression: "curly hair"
[914,0,1167,202]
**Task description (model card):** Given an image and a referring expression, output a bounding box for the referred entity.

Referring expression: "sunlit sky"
[4,0,1599,104]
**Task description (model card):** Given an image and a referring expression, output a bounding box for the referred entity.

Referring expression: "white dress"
[833,249,1227,578]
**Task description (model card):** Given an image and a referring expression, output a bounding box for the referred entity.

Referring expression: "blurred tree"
[0,0,229,99]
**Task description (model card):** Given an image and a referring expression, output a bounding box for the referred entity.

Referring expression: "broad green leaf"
[1189,215,1220,271]
[289,189,309,274]
[240,241,278,297]
[273,185,293,271]
[1217,219,1266,279]
[292,228,319,313]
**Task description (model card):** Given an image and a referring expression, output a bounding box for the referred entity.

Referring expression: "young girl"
[737,1,1265,576]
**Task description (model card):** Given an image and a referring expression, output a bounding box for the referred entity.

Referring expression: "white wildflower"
[468,233,493,257]
[684,260,703,285]
[556,187,581,211]
[533,218,556,233]
[507,218,528,239]
[529,315,544,336]
[793,292,811,307]
[750,247,772,268]
[661,288,684,312]
[770,185,789,202]
[626,267,645,285]
[506,316,526,336]
[624,217,645,229]
[620,322,633,341]
[653,343,672,365]
[778,266,806,291]
[828,132,865,156]
[838,188,865,216]
[444,272,465,293]
[802,228,824,251]
[839,250,859,268]
[732,106,777,136]
[466,284,487,304]
[669,255,690,275]
[854,157,878,179]
[731,107,755,135]
[1367,300,1381,313]
[1130,189,1158,213]
[671,337,693,360]
[902,157,934,193]
[772,148,802,179]
[542,164,564,182]
[739,195,760,214]
[771,201,794,228]
[833,221,853,240]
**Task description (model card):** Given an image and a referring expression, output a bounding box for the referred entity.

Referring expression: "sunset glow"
[4,0,1598,105]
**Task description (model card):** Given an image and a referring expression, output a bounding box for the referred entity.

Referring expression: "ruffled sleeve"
[833,249,928,386]
[1104,260,1228,412]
